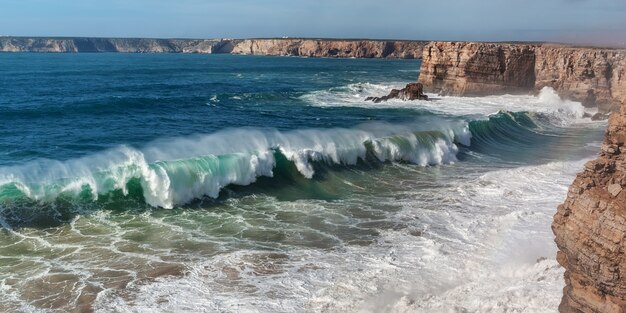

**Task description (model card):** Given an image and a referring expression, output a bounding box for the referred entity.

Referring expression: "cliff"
[418,42,538,96]
[0,37,425,59]
[552,101,626,312]
[0,37,224,53]
[535,47,626,112]
[418,42,626,112]
[228,39,425,59]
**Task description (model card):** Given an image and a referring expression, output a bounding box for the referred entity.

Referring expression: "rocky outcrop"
[365,82,428,103]
[418,41,626,112]
[0,37,425,59]
[552,101,626,312]
[229,39,425,59]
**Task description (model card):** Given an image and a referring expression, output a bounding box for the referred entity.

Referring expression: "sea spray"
[304,84,596,125]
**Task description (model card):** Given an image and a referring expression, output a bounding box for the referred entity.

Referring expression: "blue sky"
[1,0,625,45]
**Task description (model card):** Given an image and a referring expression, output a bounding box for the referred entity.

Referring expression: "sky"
[1,0,625,46]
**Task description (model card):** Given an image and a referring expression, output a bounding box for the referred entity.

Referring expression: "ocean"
[0,53,606,312]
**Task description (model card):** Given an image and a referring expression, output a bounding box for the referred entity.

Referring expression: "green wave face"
[0,110,595,214]
[0,122,468,211]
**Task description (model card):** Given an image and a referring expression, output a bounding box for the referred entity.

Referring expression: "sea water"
[0,53,606,312]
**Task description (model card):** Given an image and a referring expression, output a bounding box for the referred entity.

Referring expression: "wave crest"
[0,101,590,210]
[0,122,468,208]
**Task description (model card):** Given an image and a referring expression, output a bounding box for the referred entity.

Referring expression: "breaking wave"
[0,88,597,210]
[0,122,469,209]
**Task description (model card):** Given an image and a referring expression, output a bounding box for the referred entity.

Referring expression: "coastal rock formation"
[229,39,425,59]
[365,82,428,103]
[552,101,626,312]
[0,37,224,53]
[0,37,425,59]
[418,41,626,112]
[418,42,537,96]
[535,47,626,112]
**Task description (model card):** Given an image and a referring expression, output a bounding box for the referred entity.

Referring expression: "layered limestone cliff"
[535,47,626,112]
[0,37,224,53]
[418,41,626,112]
[228,39,425,59]
[418,42,538,96]
[0,37,425,59]
[552,102,626,312]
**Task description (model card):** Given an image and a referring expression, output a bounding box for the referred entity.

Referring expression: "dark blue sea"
[0,53,605,312]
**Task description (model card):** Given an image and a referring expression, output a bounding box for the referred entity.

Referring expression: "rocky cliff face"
[418,41,626,112]
[552,101,626,312]
[0,37,225,53]
[418,42,537,96]
[229,39,425,59]
[0,37,425,59]
[535,47,626,112]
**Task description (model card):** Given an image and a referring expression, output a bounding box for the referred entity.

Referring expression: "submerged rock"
[365,82,428,103]
[583,112,611,120]
[591,112,611,121]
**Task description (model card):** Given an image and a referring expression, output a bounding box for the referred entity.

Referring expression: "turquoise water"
[0,54,606,312]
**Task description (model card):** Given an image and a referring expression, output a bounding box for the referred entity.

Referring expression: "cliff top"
[3,36,626,50]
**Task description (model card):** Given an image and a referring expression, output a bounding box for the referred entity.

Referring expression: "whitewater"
[0,53,606,312]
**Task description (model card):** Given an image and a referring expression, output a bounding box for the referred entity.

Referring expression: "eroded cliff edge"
[418,41,626,112]
[552,102,626,312]
[0,37,425,59]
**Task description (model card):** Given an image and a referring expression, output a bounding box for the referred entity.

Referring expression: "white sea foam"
[302,83,597,126]
[300,82,407,106]
[91,158,587,312]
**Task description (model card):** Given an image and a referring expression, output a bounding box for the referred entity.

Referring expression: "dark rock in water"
[365,82,428,103]
[585,112,610,121]
[591,112,609,121]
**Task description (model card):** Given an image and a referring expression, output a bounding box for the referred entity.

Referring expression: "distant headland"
[0,37,427,58]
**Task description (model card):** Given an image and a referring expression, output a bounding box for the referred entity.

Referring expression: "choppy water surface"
[0,53,605,312]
